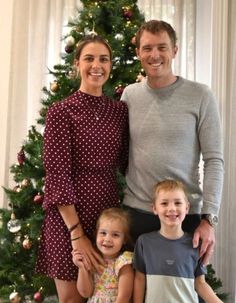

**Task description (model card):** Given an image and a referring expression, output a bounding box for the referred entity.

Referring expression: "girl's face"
[96,218,125,259]
[75,42,112,96]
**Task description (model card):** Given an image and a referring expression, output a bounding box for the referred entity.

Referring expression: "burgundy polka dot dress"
[35,90,129,281]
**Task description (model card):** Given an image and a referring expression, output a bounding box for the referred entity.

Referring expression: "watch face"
[209,214,218,226]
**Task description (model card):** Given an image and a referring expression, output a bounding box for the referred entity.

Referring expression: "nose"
[150,47,160,59]
[167,202,176,212]
[92,58,101,68]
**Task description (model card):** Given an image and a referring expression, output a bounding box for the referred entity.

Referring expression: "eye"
[98,231,106,236]
[100,56,110,63]
[142,46,152,52]
[84,56,94,62]
[159,46,168,51]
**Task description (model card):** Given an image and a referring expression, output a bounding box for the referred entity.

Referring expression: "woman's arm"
[133,270,146,303]
[58,204,105,273]
[195,275,223,303]
[115,264,134,303]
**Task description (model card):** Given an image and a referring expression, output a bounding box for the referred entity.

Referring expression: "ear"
[152,203,158,216]
[136,47,140,59]
[173,45,178,58]
[186,201,190,214]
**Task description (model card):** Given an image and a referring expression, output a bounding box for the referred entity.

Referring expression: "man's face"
[136,30,178,87]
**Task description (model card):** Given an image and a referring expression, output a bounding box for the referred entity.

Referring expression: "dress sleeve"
[115,251,133,276]
[118,102,129,175]
[42,102,77,209]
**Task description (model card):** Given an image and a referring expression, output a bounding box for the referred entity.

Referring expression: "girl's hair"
[74,34,112,61]
[135,19,177,49]
[153,179,188,202]
[96,207,132,247]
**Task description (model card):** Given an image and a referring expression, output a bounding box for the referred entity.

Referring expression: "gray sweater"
[121,77,224,215]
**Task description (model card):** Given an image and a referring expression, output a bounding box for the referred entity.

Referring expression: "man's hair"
[153,179,188,202]
[135,19,177,48]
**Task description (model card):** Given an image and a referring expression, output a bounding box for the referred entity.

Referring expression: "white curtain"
[1,0,236,300]
[137,0,196,79]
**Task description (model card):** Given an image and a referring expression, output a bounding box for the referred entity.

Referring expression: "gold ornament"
[50,81,59,92]
[9,292,21,303]
[22,235,32,250]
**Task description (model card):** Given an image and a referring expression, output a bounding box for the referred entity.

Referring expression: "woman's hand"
[71,235,105,273]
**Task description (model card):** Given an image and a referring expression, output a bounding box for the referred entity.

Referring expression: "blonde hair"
[153,179,188,202]
[96,207,131,246]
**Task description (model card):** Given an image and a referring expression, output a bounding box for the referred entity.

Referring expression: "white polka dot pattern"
[35,90,129,281]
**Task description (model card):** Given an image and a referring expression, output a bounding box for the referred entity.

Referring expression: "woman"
[36,34,129,303]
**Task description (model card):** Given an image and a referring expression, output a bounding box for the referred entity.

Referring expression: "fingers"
[201,246,214,266]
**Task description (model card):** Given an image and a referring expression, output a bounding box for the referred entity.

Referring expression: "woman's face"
[75,42,112,95]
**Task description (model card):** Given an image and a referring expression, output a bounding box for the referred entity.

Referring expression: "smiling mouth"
[89,72,104,77]
[150,62,162,67]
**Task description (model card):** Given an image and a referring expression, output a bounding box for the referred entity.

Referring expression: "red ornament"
[65,44,74,53]
[33,193,44,204]
[17,148,25,165]
[123,7,133,19]
[33,291,43,302]
[115,85,124,95]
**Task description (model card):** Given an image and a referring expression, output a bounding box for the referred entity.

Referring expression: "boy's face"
[153,189,189,228]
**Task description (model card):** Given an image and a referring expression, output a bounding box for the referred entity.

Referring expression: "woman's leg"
[54,279,86,303]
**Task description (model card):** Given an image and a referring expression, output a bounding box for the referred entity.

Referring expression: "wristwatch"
[201,214,218,228]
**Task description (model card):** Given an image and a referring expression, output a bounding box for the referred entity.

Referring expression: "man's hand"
[192,219,215,265]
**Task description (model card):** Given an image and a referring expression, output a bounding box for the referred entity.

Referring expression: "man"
[121,20,224,265]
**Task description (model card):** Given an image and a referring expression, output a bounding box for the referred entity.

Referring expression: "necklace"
[79,90,104,120]
[84,97,104,121]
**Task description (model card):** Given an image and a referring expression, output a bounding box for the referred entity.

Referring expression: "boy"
[133,179,223,303]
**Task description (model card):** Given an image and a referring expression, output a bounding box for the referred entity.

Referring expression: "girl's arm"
[115,264,134,303]
[76,258,94,298]
[195,275,223,303]
[133,270,146,303]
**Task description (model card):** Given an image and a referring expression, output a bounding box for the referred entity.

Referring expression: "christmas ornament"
[33,290,43,303]
[21,179,30,188]
[65,44,74,53]
[33,193,44,204]
[22,235,32,250]
[65,35,75,46]
[67,67,77,79]
[9,292,21,303]
[115,33,124,41]
[7,213,21,233]
[13,185,22,193]
[50,81,59,92]
[115,85,124,95]
[123,6,133,19]
[17,147,25,165]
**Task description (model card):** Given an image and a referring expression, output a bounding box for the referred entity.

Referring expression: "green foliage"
[0,0,144,301]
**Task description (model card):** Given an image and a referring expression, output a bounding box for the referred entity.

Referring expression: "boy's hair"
[74,34,112,61]
[135,19,177,49]
[153,179,188,202]
[96,207,131,246]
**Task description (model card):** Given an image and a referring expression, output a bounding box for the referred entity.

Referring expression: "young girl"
[73,207,134,303]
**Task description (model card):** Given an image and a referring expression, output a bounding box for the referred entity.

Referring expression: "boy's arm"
[115,264,134,303]
[133,270,146,303]
[195,275,223,303]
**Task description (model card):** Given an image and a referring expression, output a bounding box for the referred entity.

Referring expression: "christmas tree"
[0,0,144,302]
[0,0,227,302]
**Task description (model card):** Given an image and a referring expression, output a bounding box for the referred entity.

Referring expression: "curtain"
[137,0,196,79]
